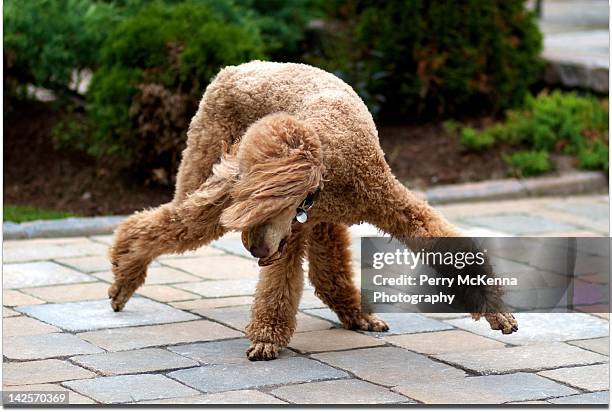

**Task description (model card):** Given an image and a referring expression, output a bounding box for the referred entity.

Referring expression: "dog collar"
[294,188,320,224]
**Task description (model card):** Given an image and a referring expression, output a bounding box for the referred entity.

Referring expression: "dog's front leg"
[245,228,306,361]
[307,222,389,332]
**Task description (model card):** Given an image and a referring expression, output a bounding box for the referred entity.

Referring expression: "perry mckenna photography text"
[361,236,610,313]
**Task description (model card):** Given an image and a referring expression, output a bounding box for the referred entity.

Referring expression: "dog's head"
[220,113,324,266]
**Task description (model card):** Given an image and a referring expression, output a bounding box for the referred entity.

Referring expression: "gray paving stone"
[299,291,327,309]
[89,234,114,245]
[433,343,607,375]
[303,308,452,336]
[168,338,295,365]
[3,290,45,306]
[161,255,260,280]
[3,262,95,289]
[289,329,385,353]
[458,214,580,235]
[3,307,19,317]
[548,202,610,223]
[78,320,242,351]
[64,374,199,404]
[135,285,200,302]
[196,306,333,332]
[3,359,96,386]
[55,255,112,273]
[548,391,609,405]
[22,282,110,303]
[210,238,253,259]
[16,297,198,332]
[3,316,60,336]
[4,333,104,360]
[569,336,609,355]
[539,364,609,391]
[384,330,505,354]
[171,296,253,310]
[447,313,609,345]
[71,348,198,375]
[168,357,347,393]
[271,379,410,404]
[3,238,109,262]
[157,245,225,260]
[312,347,466,386]
[394,372,578,404]
[137,390,286,404]
[175,279,258,297]
[90,266,198,285]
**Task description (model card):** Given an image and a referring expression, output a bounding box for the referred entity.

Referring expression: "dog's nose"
[250,244,270,258]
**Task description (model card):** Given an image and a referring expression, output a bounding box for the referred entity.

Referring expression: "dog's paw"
[246,342,280,361]
[484,312,518,334]
[108,283,128,312]
[347,314,389,332]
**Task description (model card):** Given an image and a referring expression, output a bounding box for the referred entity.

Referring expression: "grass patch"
[4,205,75,223]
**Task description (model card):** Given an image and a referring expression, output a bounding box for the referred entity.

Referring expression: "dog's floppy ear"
[185,149,238,208]
[220,113,324,230]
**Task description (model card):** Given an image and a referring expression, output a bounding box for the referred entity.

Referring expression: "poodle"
[109,61,518,361]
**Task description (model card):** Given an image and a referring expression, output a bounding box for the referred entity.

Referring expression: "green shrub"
[74,1,265,179]
[314,0,543,118]
[458,91,608,175]
[504,150,551,177]
[578,140,609,172]
[236,0,325,60]
[523,91,608,151]
[460,127,495,151]
[4,0,108,98]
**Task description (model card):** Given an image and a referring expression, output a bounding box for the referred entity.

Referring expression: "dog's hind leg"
[108,157,237,311]
[307,222,389,332]
[245,227,307,361]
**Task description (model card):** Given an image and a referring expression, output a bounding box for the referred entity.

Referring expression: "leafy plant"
[235,0,325,60]
[578,140,609,172]
[4,0,120,99]
[504,150,551,177]
[313,0,543,118]
[458,91,608,175]
[460,127,495,151]
[67,1,265,179]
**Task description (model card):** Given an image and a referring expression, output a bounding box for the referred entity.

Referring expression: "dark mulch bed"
[4,101,172,216]
[378,122,508,190]
[4,101,509,216]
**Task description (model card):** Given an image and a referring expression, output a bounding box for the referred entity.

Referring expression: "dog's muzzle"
[256,238,286,267]
[242,188,320,267]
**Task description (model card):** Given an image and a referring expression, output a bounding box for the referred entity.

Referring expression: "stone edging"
[421,171,608,205]
[3,171,607,240]
[3,216,127,240]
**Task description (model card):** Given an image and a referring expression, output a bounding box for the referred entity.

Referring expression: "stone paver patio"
[2,195,609,404]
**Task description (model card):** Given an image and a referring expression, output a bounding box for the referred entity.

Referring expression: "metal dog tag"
[296,209,308,223]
